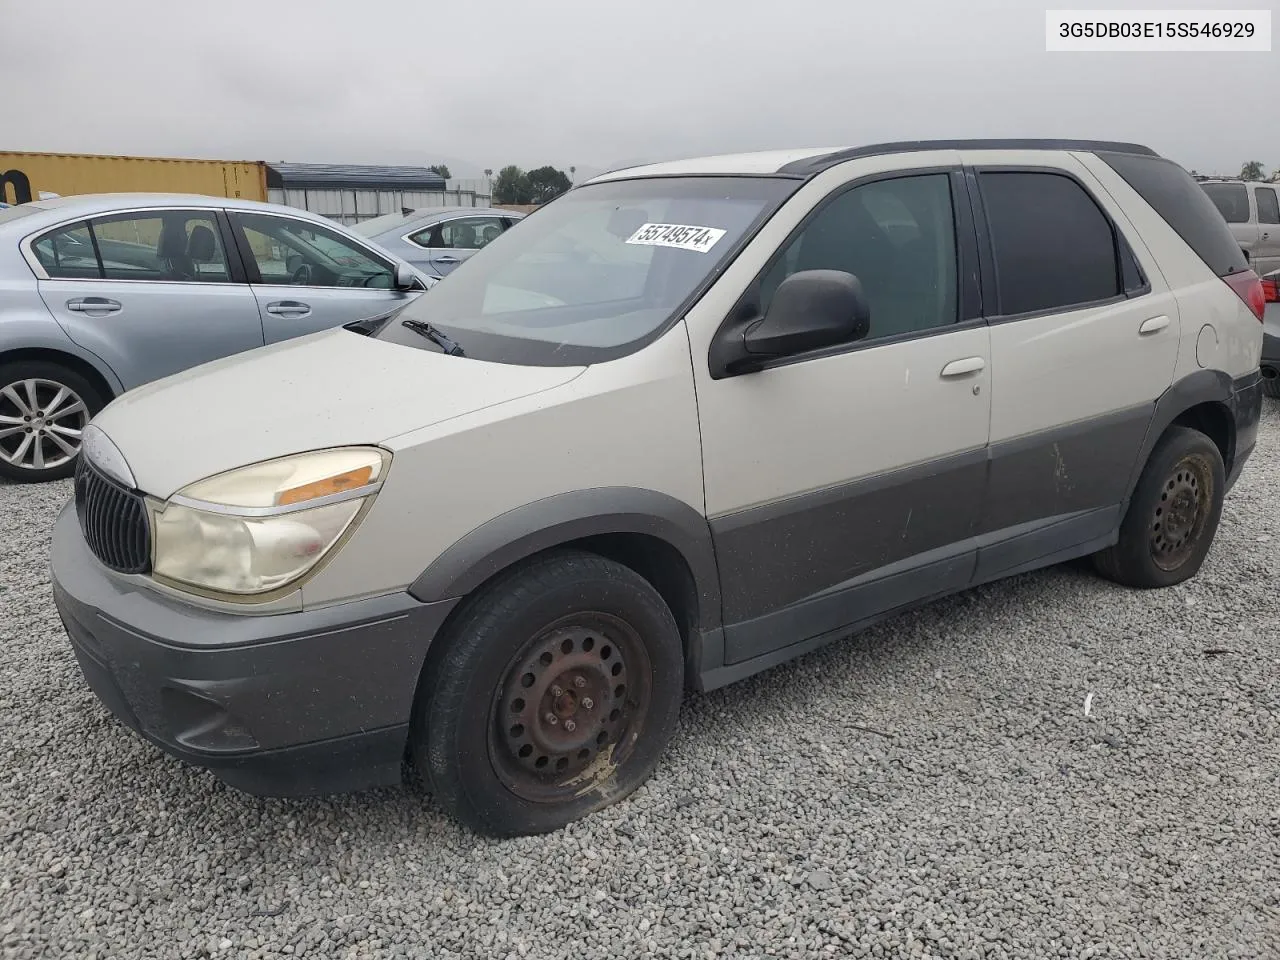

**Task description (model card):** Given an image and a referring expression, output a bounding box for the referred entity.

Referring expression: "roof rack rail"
[778,138,1160,177]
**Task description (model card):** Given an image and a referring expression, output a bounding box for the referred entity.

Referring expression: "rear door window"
[978,171,1121,316]
[88,212,232,282]
[1199,183,1251,223]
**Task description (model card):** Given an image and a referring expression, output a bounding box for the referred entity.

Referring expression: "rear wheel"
[0,361,105,483]
[1093,426,1225,588]
[413,550,684,837]
[1263,374,1280,399]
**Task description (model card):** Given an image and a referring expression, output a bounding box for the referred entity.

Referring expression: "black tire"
[413,549,684,837]
[0,360,107,483]
[1263,375,1280,399]
[1093,426,1225,588]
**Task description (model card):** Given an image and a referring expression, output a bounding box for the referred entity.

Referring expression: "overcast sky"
[2,0,1276,177]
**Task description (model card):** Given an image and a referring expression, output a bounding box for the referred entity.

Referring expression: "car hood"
[92,328,585,498]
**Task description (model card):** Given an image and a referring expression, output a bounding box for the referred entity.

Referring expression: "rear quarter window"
[1099,153,1249,278]
[1199,183,1251,223]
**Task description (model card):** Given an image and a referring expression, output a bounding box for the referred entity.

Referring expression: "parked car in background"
[351,206,524,277]
[1262,269,1280,397]
[0,193,431,482]
[51,140,1263,837]
[1198,178,1280,276]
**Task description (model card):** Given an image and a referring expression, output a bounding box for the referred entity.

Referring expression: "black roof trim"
[778,139,1160,177]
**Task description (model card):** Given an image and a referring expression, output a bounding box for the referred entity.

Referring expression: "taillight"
[1262,277,1280,304]
[1223,269,1265,321]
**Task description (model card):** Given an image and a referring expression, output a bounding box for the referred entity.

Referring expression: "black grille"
[74,458,151,574]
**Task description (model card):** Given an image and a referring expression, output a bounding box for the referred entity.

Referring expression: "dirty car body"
[51,141,1263,836]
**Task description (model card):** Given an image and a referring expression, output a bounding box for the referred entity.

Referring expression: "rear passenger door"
[1251,185,1280,276]
[965,155,1180,580]
[33,209,264,390]
[228,211,419,343]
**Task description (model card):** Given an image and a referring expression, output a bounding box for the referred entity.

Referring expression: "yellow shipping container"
[0,151,268,205]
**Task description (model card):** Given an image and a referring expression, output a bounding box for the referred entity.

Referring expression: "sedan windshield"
[373,176,796,365]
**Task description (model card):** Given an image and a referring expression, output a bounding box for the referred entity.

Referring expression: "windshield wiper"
[401,318,464,356]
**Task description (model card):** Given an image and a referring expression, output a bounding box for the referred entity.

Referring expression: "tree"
[1270,168,1280,183]
[428,164,452,180]
[492,165,533,204]
[1239,161,1265,181]
[492,164,574,205]
[525,166,572,203]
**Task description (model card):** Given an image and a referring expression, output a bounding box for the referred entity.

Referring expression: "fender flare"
[407,486,723,632]
[1126,369,1234,496]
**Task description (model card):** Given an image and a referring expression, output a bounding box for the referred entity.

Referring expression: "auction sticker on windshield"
[626,223,727,253]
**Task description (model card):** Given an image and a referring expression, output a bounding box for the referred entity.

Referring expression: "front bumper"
[49,503,457,797]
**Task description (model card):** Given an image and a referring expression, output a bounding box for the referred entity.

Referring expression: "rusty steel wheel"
[1093,426,1225,589]
[1150,454,1214,572]
[413,550,684,837]
[490,615,652,803]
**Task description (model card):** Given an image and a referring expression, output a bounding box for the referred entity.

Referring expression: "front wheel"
[413,550,684,837]
[1093,426,1225,588]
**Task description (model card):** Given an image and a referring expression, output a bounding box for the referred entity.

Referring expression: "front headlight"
[152,447,388,598]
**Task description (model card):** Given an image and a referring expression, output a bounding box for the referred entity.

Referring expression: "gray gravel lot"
[2,403,1279,960]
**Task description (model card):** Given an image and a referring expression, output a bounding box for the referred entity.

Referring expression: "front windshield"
[374,176,796,365]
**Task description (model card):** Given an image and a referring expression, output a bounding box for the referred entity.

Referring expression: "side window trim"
[708,164,981,378]
[228,210,396,288]
[971,164,1152,324]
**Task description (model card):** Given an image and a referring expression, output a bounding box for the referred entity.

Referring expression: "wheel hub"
[496,624,632,786]
[1150,457,1210,571]
[0,378,89,471]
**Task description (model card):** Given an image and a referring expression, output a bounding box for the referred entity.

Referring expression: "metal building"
[264,163,492,226]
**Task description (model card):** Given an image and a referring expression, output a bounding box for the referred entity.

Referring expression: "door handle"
[265,301,312,317]
[66,297,121,314]
[940,357,985,378]
[1262,232,1270,240]
[435,256,460,264]
[1139,315,1170,335]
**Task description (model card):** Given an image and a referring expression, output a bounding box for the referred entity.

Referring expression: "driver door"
[227,210,420,343]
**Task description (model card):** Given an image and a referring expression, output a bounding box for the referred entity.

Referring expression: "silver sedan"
[351,206,524,278]
[0,193,432,482]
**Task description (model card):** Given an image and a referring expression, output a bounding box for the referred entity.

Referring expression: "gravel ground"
[2,402,1279,960]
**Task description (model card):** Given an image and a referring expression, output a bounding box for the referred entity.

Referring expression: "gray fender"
[0,315,125,396]
[1127,368,1234,495]
[407,487,723,632]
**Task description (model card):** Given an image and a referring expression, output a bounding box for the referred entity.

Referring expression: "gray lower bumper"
[49,503,457,797]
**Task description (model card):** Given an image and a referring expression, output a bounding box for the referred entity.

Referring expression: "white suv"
[51,140,1266,836]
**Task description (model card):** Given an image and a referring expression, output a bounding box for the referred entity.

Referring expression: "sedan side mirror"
[393,262,417,291]
[744,269,870,358]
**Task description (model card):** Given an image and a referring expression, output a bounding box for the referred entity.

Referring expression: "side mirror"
[393,262,417,291]
[744,269,870,358]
